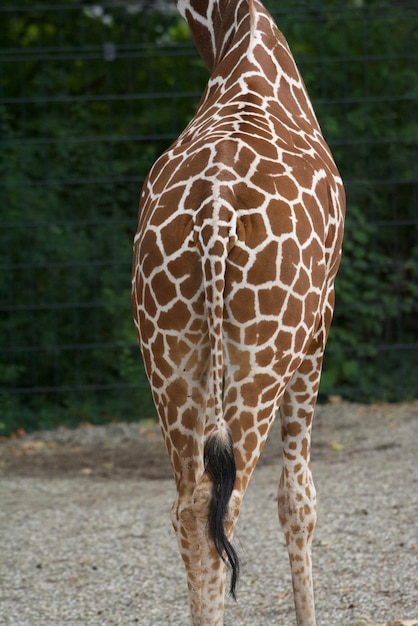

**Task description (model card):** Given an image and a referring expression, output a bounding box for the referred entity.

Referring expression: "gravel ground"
[0,401,417,626]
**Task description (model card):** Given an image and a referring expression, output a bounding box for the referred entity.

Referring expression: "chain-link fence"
[1,1,417,434]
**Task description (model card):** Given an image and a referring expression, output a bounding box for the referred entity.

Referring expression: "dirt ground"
[0,404,300,481]
[0,418,172,481]
[0,399,417,482]
[0,400,417,626]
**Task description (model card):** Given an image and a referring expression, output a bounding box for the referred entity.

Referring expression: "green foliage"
[0,5,196,434]
[1,2,417,434]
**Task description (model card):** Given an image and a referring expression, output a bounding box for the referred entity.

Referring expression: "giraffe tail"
[195,200,240,597]
[204,427,240,599]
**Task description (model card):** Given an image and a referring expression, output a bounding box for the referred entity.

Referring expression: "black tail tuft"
[204,428,240,599]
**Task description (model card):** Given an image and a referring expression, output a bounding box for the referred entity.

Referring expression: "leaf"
[329,440,344,451]
[20,440,54,452]
[327,394,343,404]
[313,538,332,547]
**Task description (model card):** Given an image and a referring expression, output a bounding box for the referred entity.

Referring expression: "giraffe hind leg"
[171,493,203,624]
[278,341,325,626]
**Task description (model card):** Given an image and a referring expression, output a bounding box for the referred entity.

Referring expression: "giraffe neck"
[176,0,325,153]
[175,0,253,72]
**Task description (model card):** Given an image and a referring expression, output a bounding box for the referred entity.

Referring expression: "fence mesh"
[1,1,417,433]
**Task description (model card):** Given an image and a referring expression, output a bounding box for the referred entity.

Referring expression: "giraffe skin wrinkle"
[131,1,345,624]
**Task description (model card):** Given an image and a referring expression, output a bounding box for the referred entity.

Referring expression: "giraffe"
[131,0,345,624]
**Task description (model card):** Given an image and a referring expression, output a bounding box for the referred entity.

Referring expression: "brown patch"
[282,295,303,327]
[244,320,278,346]
[237,212,268,249]
[183,147,213,179]
[280,238,300,284]
[140,231,165,278]
[301,437,309,460]
[166,333,187,354]
[151,370,164,390]
[224,385,237,403]
[142,284,158,319]
[151,271,177,307]
[212,137,238,163]
[249,131,279,159]
[295,212,312,246]
[266,199,294,234]
[294,326,309,354]
[167,250,199,279]
[160,214,194,257]
[251,165,279,196]
[293,266,311,297]
[247,241,278,284]
[157,300,191,331]
[225,344,252,381]
[243,432,258,456]
[154,354,173,381]
[256,346,275,367]
[258,285,287,316]
[240,385,259,409]
[291,376,308,394]
[149,181,186,221]
[287,422,302,438]
[258,421,270,439]
[231,144,257,179]
[181,407,200,432]
[166,378,189,408]
[228,287,256,324]
[275,331,294,356]
[278,177,299,202]
[228,413,247,442]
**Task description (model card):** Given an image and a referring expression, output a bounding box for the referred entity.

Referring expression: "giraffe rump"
[204,427,240,599]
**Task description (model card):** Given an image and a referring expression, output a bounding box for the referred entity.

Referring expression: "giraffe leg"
[134,259,236,623]
[145,368,234,625]
[171,460,204,626]
[169,441,238,626]
[191,474,229,626]
[189,426,240,626]
[278,344,324,626]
